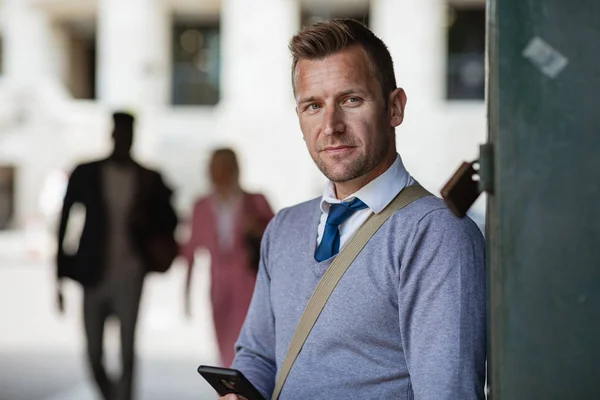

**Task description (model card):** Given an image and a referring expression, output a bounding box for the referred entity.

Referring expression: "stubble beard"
[311,112,393,184]
[314,139,390,184]
[316,151,368,183]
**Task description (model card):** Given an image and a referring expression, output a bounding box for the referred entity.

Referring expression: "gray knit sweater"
[232,195,486,400]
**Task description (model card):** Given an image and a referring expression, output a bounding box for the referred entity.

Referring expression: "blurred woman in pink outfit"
[183,148,274,367]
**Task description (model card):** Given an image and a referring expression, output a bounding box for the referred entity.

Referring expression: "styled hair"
[289,18,397,100]
[112,111,135,128]
[210,147,239,172]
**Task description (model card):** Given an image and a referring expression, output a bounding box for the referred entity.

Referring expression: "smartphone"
[197,365,265,400]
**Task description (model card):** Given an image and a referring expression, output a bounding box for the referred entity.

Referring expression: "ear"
[388,88,407,128]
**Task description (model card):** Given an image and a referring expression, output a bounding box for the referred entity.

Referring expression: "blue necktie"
[315,198,368,262]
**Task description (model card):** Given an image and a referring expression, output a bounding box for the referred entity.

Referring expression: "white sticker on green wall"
[522,37,569,79]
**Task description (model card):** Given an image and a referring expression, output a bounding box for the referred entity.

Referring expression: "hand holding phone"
[197,365,264,400]
[218,394,247,400]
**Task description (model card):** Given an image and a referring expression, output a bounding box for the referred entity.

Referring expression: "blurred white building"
[0,0,486,234]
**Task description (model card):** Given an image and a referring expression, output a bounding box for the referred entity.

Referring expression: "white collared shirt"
[316,154,415,251]
[103,161,142,279]
[211,192,243,252]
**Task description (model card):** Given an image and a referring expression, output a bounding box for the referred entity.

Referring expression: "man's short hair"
[289,18,397,101]
[112,112,135,129]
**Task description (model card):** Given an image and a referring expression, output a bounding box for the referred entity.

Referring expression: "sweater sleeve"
[232,217,278,399]
[398,208,486,399]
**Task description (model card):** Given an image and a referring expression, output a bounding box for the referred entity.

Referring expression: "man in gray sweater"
[221,19,485,400]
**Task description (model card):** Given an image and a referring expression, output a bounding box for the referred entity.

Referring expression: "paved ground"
[0,235,221,400]
[0,351,215,400]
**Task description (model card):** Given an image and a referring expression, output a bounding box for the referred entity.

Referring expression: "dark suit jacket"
[56,158,178,287]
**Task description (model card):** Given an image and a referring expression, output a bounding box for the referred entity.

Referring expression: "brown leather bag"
[145,235,179,273]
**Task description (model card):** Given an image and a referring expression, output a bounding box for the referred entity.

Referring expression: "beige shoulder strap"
[271,184,431,400]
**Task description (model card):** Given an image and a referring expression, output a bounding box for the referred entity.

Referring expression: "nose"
[322,105,345,136]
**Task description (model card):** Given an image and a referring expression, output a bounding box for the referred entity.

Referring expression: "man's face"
[209,153,238,189]
[294,45,397,184]
[112,128,133,161]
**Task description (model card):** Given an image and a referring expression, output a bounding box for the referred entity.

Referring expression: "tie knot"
[315,197,368,262]
[326,198,368,226]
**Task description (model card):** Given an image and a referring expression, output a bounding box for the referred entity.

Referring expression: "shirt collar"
[319,154,412,214]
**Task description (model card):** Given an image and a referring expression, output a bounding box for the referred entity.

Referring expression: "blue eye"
[345,97,362,105]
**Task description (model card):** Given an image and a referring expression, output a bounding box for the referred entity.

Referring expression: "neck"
[109,154,134,166]
[334,152,396,200]
[214,184,241,201]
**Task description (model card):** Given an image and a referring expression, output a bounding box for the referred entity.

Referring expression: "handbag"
[145,235,179,273]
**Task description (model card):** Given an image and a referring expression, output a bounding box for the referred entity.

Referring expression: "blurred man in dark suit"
[56,112,178,400]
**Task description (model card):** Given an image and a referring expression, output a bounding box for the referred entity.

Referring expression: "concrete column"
[135,0,170,164]
[220,0,299,110]
[138,0,170,108]
[371,0,446,109]
[97,0,169,109]
[96,0,140,108]
[2,0,59,81]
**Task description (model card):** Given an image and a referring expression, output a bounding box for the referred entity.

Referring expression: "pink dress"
[183,192,274,366]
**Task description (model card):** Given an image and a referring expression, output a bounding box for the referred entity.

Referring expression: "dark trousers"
[83,273,144,400]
